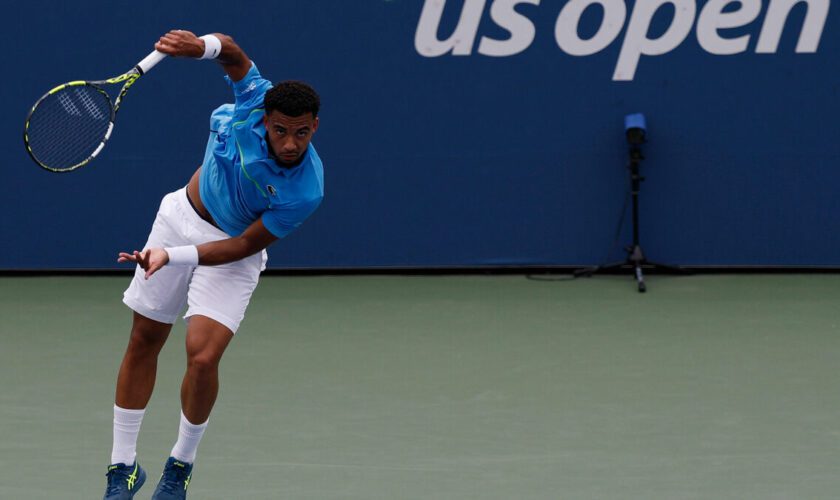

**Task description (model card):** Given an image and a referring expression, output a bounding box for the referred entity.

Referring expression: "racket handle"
[136,50,167,75]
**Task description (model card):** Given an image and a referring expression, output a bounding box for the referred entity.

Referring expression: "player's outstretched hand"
[118,248,170,279]
[155,30,204,58]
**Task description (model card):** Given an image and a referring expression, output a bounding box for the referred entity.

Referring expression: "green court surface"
[1,274,839,499]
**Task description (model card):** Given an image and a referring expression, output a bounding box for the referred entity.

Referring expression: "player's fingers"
[149,265,161,279]
[135,250,149,269]
[157,33,195,56]
[145,262,163,280]
[155,40,175,54]
[158,33,182,47]
[164,30,193,43]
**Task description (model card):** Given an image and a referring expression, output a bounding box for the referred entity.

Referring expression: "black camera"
[624,113,646,146]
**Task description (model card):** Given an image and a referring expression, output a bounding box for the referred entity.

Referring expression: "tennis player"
[103,30,323,499]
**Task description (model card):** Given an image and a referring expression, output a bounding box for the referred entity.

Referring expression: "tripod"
[574,146,687,292]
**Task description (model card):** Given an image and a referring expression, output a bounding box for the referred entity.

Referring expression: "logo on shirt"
[266,185,278,197]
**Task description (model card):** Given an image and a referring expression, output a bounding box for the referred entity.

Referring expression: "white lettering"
[555,0,627,56]
[414,0,487,56]
[756,0,829,52]
[614,0,697,81]
[413,0,831,81]
[479,0,541,56]
[697,0,762,54]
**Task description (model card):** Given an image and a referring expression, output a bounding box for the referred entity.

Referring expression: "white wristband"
[198,34,222,60]
[165,245,199,266]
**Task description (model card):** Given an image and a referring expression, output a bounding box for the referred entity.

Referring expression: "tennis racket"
[23,50,167,173]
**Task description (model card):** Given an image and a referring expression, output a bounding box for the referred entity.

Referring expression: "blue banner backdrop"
[2,0,838,269]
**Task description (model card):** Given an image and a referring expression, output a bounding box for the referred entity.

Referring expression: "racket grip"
[136,50,167,75]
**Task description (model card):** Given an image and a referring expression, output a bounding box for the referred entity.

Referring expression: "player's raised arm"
[154,30,252,81]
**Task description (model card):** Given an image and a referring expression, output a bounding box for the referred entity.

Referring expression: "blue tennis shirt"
[199,62,324,239]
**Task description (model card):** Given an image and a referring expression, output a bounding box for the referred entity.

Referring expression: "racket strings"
[26,85,113,171]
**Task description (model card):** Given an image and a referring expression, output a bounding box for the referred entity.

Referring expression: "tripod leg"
[635,264,647,293]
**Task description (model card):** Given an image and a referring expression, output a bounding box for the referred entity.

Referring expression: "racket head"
[23,82,115,173]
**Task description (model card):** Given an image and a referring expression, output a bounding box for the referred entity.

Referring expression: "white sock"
[170,411,208,464]
[111,405,145,465]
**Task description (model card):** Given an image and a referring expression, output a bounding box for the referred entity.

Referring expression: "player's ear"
[311,116,319,134]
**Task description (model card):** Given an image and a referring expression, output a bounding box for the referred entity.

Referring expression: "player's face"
[264,111,319,166]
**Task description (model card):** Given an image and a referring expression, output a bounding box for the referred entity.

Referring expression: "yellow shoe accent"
[127,463,138,489]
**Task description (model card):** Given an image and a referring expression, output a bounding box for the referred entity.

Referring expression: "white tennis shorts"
[123,187,267,333]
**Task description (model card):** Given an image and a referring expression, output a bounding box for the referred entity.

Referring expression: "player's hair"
[264,81,320,118]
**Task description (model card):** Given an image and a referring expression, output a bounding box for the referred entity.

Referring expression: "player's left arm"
[196,217,277,266]
[118,218,277,279]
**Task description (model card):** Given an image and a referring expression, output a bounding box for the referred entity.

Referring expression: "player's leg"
[152,248,265,498]
[181,315,233,424]
[115,312,172,410]
[103,314,170,499]
[106,189,194,499]
[149,317,231,500]
[174,316,233,464]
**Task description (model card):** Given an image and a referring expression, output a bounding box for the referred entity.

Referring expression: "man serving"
[104,29,323,499]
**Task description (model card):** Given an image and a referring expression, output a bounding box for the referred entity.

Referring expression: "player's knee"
[127,320,169,356]
[187,350,221,374]
[126,332,167,358]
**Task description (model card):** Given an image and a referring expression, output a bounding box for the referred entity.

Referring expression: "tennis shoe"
[151,457,193,499]
[103,462,146,499]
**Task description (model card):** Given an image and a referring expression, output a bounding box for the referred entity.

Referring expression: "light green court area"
[1,274,839,499]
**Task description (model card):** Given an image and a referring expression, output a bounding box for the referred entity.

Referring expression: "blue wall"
[3,0,838,269]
